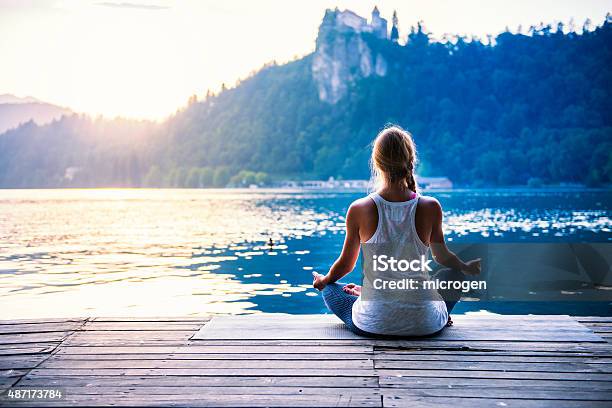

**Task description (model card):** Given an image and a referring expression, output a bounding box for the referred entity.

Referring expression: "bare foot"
[446,316,453,327]
[343,283,361,296]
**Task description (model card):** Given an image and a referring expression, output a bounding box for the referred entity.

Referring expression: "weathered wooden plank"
[0,342,59,350]
[372,340,612,352]
[0,355,47,370]
[18,375,380,388]
[375,349,612,358]
[28,368,378,376]
[62,337,189,347]
[0,376,19,391]
[49,353,373,361]
[82,322,203,331]
[374,353,612,363]
[436,321,592,327]
[69,330,194,338]
[583,328,612,334]
[43,353,612,364]
[376,369,612,381]
[92,316,210,322]
[435,324,595,332]
[0,346,55,356]
[39,359,373,369]
[575,317,612,323]
[375,360,612,373]
[64,335,194,343]
[62,333,194,344]
[422,330,603,342]
[383,395,611,407]
[61,340,191,347]
[187,339,612,352]
[55,345,374,354]
[0,322,82,335]
[451,315,572,321]
[194,315,362,340]
[379,375,612,390]
[0,369,28,378]
[7,386,381,396]
[0,332,70,345]
[60,339,612,351]
[384,388,612,401]
[580,323,612,328]
[0,318,85,325]
[445,320,593,327]
[374,345,612,353]
[0,394,382,407]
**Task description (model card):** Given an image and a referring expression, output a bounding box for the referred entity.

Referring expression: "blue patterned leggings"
[321,268,464,336]
[321,283,372,336]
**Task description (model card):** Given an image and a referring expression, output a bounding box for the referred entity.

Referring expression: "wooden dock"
[1,314,611,407]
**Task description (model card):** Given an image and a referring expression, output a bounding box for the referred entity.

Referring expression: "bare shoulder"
[348,196,376,213]
[347,196,377,220]
[417,195,443,217]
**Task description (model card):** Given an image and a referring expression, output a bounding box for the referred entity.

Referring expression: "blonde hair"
[370,125,418,192]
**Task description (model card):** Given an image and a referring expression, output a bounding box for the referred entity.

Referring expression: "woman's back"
[351,191,449,336]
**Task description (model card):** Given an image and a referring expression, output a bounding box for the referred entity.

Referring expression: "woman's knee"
[322,282,342,295]
[321,283,343,307]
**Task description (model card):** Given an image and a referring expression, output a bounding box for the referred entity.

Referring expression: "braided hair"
[371,125,419,193]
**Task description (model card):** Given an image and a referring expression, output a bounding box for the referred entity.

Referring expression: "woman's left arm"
[313,204,362,290]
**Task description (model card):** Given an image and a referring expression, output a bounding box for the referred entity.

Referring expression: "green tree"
[230,170,257,187]
[255,172,269,186]
[143,165,163,187]
[213,167,231,187]
[168,167,188,187]
[198,167,214,187]
[185,167,200,187]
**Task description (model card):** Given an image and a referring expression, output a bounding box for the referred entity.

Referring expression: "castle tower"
[372,6,380,19]
[370,5,388,39]
[390,10,399,42]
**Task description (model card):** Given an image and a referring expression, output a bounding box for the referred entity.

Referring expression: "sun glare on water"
[0,189,609,319]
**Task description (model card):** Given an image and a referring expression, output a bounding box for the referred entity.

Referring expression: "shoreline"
[0,186,611,192]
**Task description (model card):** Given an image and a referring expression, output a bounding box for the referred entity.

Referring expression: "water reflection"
[0,188,610,318]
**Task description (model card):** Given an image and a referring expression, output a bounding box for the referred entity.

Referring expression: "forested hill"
[1,12,611,188]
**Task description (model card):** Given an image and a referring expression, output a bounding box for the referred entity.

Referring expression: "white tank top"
[351,192,448,336]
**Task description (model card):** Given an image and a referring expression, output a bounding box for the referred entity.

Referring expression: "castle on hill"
[322,6,399,41]
[313,6,399,104]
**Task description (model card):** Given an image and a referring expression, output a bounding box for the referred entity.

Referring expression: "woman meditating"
[313,125,481,337]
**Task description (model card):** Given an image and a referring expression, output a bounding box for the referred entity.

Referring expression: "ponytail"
[406,171,418,194]
[372,125,419,193]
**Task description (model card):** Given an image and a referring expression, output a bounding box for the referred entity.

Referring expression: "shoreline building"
[279,177,453,190]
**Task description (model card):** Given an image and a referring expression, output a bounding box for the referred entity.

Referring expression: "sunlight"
[0,0,609,119]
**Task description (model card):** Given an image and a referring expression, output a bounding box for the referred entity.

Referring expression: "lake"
[0,188,610,319]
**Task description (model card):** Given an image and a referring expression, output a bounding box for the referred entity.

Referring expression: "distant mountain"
[0,10,610,188]
[0,94,42,104]
[0,94,72,134]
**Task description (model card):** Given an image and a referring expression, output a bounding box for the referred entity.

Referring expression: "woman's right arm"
[427,199,481,275]
[313,202,362,290]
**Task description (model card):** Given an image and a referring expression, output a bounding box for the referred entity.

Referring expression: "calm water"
[0,188,610,319]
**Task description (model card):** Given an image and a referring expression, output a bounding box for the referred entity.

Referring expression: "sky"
[0,0,610,120]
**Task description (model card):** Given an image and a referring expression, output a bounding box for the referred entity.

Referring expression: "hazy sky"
[1,0,610,119]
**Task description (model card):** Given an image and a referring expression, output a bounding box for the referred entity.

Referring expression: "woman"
[313,125,481,337]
